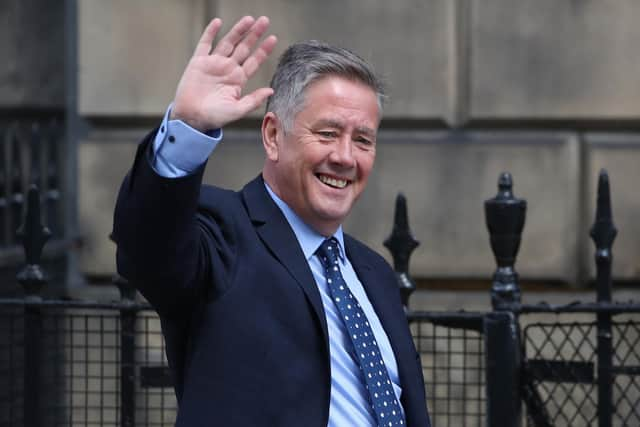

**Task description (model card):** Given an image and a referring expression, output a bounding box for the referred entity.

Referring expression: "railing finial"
[384,193,420,309]
[590,169,617,302]
[485,172,526,310]
[16,185,51,298]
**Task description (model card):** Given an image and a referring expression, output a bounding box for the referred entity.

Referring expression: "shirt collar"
[264,182,345,262]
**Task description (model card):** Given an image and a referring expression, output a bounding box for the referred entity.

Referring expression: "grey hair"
[265,40,385,132]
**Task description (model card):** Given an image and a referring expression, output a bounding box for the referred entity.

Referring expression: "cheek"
[357,154,375,180]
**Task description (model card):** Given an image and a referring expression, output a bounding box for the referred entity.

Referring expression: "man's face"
[265,76,380,236]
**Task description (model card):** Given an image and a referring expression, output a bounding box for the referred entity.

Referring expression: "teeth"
[318,175,348,188]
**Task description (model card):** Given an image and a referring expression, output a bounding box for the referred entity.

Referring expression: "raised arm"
[113,16,277,316]
[171,16,278,131]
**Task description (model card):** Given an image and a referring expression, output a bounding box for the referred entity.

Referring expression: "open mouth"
[317,173,349,189]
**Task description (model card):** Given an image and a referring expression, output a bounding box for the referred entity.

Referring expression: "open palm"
[171,16,278,131]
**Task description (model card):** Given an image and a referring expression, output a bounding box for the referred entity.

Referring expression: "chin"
[307,195,357,228]
[316,209,350,226]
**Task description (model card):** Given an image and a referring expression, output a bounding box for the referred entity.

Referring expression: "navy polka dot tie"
[316,238,405,427]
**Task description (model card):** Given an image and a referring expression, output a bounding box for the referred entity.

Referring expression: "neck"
[262,171,341,237]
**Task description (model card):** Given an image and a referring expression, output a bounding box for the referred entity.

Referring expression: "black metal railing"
[384,170,640,427]
[0,187,175,427]
[0,114,65,295]
[1,169,639,426]
[509,172,640,427]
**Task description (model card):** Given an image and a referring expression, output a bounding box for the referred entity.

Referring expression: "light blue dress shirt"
[151,105,404,426]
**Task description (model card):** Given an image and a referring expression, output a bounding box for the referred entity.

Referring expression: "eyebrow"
[315,119,376,137]
[356,126,376,137]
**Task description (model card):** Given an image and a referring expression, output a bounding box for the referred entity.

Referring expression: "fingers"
[242,35,278,78]
[230,16,270,64]
[212,16,256,57]
[193,18,223,57]
[238,87,275,115]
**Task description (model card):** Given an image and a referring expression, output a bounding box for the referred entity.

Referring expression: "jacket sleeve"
[111,131,235,317]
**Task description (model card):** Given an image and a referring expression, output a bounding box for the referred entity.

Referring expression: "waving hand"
[171,16,278,131]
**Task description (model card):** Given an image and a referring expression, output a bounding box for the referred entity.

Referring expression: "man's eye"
[318,131,337,138]
[355,137,373,145]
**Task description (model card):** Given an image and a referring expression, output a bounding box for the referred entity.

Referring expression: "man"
[113,15,430,427]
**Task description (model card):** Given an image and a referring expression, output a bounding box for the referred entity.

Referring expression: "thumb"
[237,87,274,115]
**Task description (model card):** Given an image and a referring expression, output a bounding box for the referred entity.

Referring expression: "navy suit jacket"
[112,134,430,426]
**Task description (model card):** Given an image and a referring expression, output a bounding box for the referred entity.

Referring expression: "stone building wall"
[16,0,640,286]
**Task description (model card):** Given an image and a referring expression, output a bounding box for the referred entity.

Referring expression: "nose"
[329,136,356,168]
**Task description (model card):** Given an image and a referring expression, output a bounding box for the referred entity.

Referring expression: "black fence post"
[116,275,137,427]
[484,172,526,310]
[484,312,521,427]
[384,193,419,310]
[484,173,526,427]
[590,170,616,427]
[16,186,51,427]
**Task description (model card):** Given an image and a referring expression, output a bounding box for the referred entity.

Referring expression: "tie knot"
[316,238,340,268]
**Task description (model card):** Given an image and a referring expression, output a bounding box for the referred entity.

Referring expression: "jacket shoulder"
[344,234,394,273]
[199,184,238,203]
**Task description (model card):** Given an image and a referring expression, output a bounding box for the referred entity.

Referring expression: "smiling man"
[262,75,379,237]
[112,15,430,427]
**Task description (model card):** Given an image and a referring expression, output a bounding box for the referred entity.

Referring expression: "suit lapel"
[241,176,329,346]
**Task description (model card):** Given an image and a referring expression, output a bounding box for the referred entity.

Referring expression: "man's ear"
[261,112,280,162]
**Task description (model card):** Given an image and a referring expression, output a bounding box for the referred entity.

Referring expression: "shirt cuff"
[151,104,223,177]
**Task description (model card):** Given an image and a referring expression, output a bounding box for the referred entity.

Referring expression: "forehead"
[298,76,380,126]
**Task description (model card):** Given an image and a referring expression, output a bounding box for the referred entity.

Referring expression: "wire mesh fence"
[0,303,493,427]
[3,304,640,427]
[612,320,640,427]
[0,305,177,427]
[410,316,485,427]
[0,308,23,427]
[523,315,640,427]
